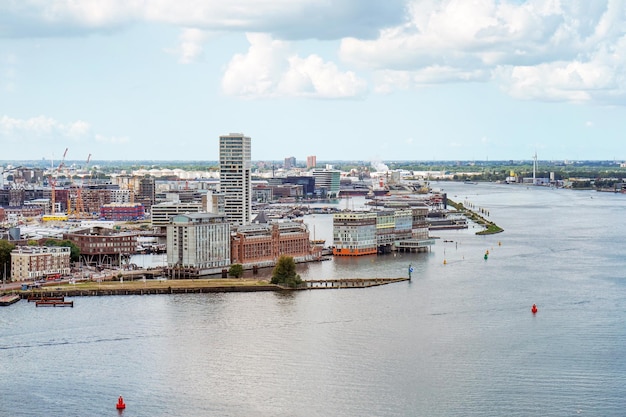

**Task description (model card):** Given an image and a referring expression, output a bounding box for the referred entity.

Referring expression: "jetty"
[28,295,74,307]
[302,278,409,289]
[35,299,74,307]
[12,277,409,298]
[28,296,65,302]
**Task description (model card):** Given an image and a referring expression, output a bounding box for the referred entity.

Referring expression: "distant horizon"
[1,158,624,167]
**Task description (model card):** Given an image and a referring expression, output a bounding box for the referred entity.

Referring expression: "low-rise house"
[10,246,71,282]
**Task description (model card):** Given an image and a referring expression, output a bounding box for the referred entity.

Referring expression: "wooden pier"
[302,277,409,289]
[28,296,65,303]
[30,295,74,307]
[35,300,74,307]
[11,277,409,299]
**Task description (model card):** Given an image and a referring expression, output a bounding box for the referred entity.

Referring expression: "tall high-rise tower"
[219,133,252,226]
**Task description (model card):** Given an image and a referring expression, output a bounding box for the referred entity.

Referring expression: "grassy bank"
[20,278,274,295]
[447,199,504,235]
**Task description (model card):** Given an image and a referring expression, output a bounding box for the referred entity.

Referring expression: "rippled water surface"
[2,182,625,416]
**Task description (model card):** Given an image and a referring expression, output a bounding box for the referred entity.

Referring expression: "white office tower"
[219,133,252,226]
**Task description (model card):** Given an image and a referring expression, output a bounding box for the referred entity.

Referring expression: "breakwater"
[14,277,408,298]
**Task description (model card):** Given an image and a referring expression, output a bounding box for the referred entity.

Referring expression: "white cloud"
[0,0,405,40]
[222,33,367,98]
[0,115,89,140]
[4,0,626,106]
[0,115,129,148]
[339,0,626,105]
[168,28,212,64]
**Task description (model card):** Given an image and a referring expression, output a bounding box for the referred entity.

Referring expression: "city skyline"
[2,1,626,162]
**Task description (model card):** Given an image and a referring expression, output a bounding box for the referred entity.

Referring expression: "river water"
[2,182,625,416]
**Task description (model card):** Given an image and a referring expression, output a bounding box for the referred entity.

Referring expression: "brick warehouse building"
[64,227,137,267]
[230,221,321,266]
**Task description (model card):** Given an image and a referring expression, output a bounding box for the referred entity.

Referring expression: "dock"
[302,277,409,289]
[35,300,74,307]
[9,277,409,299]
[0,294,20,306]
[27,296,65,302]
[30,295,74,307]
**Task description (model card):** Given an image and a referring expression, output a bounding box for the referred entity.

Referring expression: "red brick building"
[100,203,145,221]
[63,226,137,267]
[231,221,321,266]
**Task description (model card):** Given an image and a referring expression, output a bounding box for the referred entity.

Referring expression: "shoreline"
[447,198,504,234]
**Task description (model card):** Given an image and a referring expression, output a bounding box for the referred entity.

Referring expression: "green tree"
[42,239,80,263]
[271,256,302,288]
[0,240,16,281]
[228,264,244,278]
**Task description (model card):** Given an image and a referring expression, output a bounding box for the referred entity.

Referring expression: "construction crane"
[49,148,68,215]
[74,154,91,218]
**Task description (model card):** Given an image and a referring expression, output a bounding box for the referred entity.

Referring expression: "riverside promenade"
[8,277,409,298]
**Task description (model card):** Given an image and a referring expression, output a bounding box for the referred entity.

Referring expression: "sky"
[1,0,626,163]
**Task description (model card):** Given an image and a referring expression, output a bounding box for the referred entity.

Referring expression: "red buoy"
[116,396,126,410]
[531,304,538,314]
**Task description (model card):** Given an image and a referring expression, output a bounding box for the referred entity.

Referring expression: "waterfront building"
[333,208,433,256]
[375,209,413,249]
[283,176,316,196]
[151,201,203,231]
[393,206,435,253]
[63,227,137,267]
[166,213,230,278]
[10,246,71,282]
[219,133,252,226]
[100,203,145,221]
[333,212,378,256]
[252,184,273,203]
[270,184,303,199]
[312,169,340,198]
[231,221,320,266]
